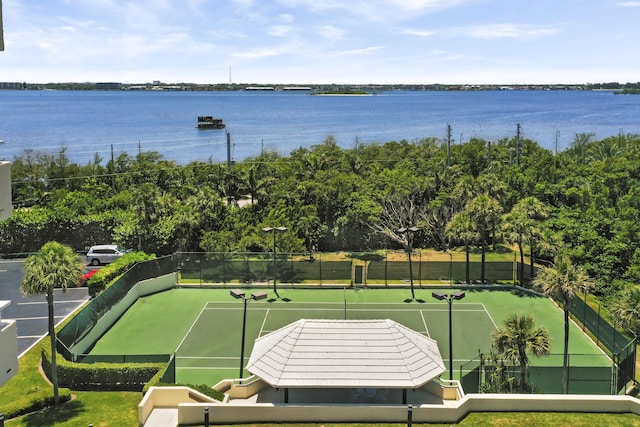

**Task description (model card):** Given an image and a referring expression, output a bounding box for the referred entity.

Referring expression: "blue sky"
[2,0,639,84]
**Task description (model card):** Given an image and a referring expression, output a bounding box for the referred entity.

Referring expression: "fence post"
[596,305,601,346]
[384,253,388,286]
[582,292,588,331]
[418,252,422,287]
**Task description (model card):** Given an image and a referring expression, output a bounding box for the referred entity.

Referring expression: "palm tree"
[518,197,548,282]
[467,194,502,283]
[501,208,528,285]
[492,313,551,392]
[506,196,549,283]
[533,256,592,394]
[446,211,477,284]
[21,241,82,404]
[613,287,640,338]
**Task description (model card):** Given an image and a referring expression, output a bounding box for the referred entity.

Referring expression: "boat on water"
[196,116,225,129]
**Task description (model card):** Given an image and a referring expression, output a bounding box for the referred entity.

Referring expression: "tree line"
[2,132,640,312]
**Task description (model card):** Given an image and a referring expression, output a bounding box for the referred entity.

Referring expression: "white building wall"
[0,318,19,387]
[0,161,12,220]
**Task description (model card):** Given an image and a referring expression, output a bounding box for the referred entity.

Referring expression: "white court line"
[176,367,234,370]
[15,316,65,321]
[420,310,430,337]
[176,356,235,360]
[18,300,88,305]
[480,303,499,329]
[258,308,270,338]
[174,302,210,355]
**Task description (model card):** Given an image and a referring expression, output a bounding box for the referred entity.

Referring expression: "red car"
[79,269,98,286]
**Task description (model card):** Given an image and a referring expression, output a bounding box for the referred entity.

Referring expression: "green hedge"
[87,251,156,297]
[42,338,163,392]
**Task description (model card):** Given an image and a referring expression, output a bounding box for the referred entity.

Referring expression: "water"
[1,89,639,164]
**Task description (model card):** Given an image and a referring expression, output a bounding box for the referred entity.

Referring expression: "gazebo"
[246,319,446,404]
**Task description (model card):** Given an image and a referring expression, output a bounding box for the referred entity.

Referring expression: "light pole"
[398,226,419,300]
[432,290,466,380]
[262,226,287,298]
[448,250,453,287]
[230,289,267,379]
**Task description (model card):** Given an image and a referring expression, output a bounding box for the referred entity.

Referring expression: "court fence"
[461,353,617,395]
[57,255,176,361]
[174,251,532,286]
[55,252,637,394]
[568,295,637,392]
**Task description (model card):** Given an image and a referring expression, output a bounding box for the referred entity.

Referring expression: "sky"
[1,0,639,85]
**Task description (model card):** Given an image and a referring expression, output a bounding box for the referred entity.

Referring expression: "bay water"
[1,89,639,165]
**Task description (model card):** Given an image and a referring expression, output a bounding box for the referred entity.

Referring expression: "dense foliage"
[3,132,640,310]
[86,251,156,297]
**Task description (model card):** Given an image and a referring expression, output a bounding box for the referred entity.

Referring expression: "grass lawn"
[6,391,141,427]
[0,344,140,427]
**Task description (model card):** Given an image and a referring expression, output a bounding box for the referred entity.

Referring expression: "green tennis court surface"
[89,288,609,386]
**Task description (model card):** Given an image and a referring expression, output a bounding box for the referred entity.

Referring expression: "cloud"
[316,25,346,40]
[279,13,295,23]
[277,0,470,22]
[385,0,469,11]
[232,48,282,59]
[465,23,561,40]
[268,25,293,37]
[403,29,435,37]
[338,46,384,55]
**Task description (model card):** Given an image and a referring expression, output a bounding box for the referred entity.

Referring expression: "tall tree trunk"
[529,237,535,283]
[465,242,470,284]
[47,290,60,404]
[518,241,525,285]
[519,351,527,392]
[480,229,486,283]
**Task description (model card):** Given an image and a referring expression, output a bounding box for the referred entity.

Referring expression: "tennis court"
[89,287,610,387]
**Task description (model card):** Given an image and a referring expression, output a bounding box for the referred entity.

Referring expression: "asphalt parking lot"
[0,260,90,356]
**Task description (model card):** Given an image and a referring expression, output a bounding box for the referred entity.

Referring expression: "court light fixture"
[230,289,268,378]
[262,226,287,298]
[432,290,466,380]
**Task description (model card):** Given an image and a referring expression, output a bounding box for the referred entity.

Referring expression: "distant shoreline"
[3,82,637,93]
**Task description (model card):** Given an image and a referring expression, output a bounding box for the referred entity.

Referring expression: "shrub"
[87,251,155,297]
[42,338,163,392]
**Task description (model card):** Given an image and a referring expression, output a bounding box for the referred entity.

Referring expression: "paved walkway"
[143,408,178,427]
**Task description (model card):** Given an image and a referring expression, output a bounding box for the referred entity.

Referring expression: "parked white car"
[85,245,127,266]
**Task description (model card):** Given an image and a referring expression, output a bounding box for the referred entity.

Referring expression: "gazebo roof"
[246,319,445,389]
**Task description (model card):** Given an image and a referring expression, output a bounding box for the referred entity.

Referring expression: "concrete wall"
[139,386,640,426]
[226,378,270,399]
[139,386,218,424]
[0,319,18,387]
[177,393,640,425]
[136,273,175,297]
[73,273,176,354]
[423,379,463,400]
